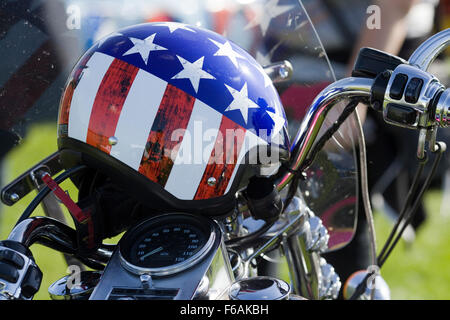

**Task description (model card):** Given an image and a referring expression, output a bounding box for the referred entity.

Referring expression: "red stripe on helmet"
[86,58,139,153]
[58,84,75,127]
[58,50,96,126]
[138,84,195,187]
[194,116,246,200]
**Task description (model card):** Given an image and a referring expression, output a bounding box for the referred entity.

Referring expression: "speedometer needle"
[140,246,164,261]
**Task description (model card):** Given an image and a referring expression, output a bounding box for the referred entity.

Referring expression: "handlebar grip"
[352,47,406,79]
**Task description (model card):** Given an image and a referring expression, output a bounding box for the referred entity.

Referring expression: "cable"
[225,220,276,250]
[376,158,427,264]
[378,143,445,267]
[350,141,446,300]
[348,272,373,300]
[354,107,378,269]
[15,165,87,226]
[302,99,360,170]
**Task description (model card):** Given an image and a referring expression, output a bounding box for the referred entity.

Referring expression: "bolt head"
[279,66,289,79]
[207,177,217,186]
[108,136,118,146]
[9,193,20,203]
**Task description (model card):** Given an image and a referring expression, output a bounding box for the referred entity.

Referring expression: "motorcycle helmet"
[57,22,289,229]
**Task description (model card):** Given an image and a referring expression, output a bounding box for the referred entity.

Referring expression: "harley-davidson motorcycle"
[0,0,448,300]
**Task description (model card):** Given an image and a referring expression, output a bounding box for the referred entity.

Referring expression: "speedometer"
[133,223,207,268]
[119,214,217,276]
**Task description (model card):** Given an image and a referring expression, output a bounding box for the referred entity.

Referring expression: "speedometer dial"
[132,223,207,268]
[119,214,216,276]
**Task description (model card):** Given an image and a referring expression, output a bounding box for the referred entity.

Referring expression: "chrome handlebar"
[276,77,374,191]
[8,217,113,268]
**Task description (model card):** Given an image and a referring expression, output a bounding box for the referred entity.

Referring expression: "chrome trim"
[229,276,290,300]
[8,217,78,250]
[241,197,307,263]
[282,232,320,300]
[237,197,323,300]
[406,29,450,156]
[200,239,235,300]
[263,60,293,84]
[307,215,329,253]
[118,214,218,277]
[417,128,428,159]
[318,258,341,300]
[343,270,391,300]
[48,271,102,300]
[7,216,113,267]
[227,248,245,280]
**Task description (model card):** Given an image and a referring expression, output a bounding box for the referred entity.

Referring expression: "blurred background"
[1,0,450,299]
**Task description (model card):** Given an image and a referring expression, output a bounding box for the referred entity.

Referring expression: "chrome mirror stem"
[408,28,450,71]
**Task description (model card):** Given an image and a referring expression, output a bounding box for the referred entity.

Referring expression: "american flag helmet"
[57,22,289,216]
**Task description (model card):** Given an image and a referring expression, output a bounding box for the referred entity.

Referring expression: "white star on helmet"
[171,56,216,93]
[122,33,167,65]
[224,82,260,124]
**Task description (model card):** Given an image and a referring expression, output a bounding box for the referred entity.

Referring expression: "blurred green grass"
[374,190,450,299]
[0,123,69,300]
[2,122,450,299]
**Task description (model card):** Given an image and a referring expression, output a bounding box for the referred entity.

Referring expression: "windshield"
[0,0,358,251]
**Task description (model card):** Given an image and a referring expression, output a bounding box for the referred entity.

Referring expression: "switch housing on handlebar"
[353,46,450,159]
[380,64,443,130]
[354,47,445,131]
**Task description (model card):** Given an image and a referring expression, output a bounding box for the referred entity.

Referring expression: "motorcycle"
[0,0,448,300]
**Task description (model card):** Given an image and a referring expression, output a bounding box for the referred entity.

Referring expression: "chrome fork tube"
[282,233,320,299]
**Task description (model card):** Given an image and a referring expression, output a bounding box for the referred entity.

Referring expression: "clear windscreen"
[0,0,358,251]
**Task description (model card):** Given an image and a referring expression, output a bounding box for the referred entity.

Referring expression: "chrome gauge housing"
[118,213,217,277]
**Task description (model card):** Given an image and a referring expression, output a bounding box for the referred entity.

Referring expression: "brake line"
[376,158,427,266]
[378,142,446,267]
[354,107,378,269]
